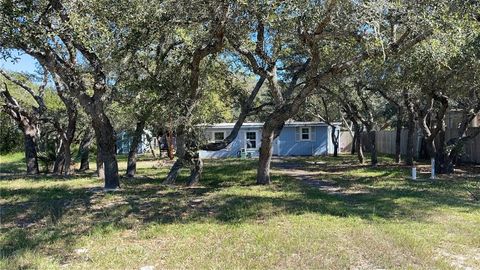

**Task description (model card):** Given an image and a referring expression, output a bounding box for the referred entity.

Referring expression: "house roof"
[199,121,341,129]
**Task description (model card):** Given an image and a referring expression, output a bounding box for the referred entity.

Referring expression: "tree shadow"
[1,157,478,263]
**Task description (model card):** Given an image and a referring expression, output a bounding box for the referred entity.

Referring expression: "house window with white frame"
[246,132,257,149]
[301,127,311,141]
[213,131,225,143]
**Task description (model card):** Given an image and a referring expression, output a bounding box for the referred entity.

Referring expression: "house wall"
[116,131,151,155]
[199,126,261,158]
[199,125,331,158]
[276,126,328,156]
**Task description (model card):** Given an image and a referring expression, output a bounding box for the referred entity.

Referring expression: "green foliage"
[0,111,22,153]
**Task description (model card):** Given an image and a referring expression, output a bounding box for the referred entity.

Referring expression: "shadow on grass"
[1,157,478,262]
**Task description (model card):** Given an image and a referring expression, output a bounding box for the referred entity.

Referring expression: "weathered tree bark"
[96,148,105,179]
[78,130,94,171]
[351,131,357,155]
[353,122,365,164]
[92,111,119,189]
[434,126,454,174]
[164,133,186,184]
[61,104,77,176]
[257,126,275,185]
[403,90,417,166]
[418,92,448,170]
[331,125,339,157]
[62,141,73,175]
[23,128,40,175]
[126,120,146,177]
[367,129,378,166]
[356,135,365,164]
[53,141,65,174]
[405,112,416,166]
[187,155,203,186]
[394,114,403,164]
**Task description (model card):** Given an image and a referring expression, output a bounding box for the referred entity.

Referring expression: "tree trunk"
[78,130,93,171]
[103,151,119,189]
[126,120,145,177]
[62,141,72,175]
[434,123,454,174]
[91,109,119,189]
[426,138,436,159]
[356,134,364,164]
[353,122,364,164]
[164,159,183,184]
[405,111,415,166]
[368,129,378,166]
[257,125,275,185]
[187,155,203,186]
[53,140,65,174]
[394,116,402,164]
[24,130,39,175]
[351,131,357,155]
[62,107,77,176]
[164,133,186,184]
[96,148,105,179]
[331,125,339,157]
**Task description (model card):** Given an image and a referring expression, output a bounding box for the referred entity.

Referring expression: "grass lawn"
[1,153,479,269]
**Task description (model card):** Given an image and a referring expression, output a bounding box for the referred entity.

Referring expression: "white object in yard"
[140,266,155,270]
[431,158,435,179]
[74,248,88,254]
[411,167,417,180]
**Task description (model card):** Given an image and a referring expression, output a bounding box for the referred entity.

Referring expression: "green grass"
[1,153,479,269]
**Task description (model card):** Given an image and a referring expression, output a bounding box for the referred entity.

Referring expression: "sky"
[0,50,38,74]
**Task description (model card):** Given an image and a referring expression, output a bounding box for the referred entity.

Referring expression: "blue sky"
[0,50,38,73]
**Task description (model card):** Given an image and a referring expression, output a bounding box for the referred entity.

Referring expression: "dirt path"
[271,158,368,195]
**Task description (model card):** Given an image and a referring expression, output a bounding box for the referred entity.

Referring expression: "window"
[246,132,257,149]
[301,127,311,141]
[213,132,225,143]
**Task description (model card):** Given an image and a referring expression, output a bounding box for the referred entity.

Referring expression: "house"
[199,121,341,158]
[116,130,157,154]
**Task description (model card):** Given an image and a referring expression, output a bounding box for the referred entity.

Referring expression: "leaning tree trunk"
[187,154,203,186]
[164,133,186,184]
[126,120,145,177]
[23,127,40,175]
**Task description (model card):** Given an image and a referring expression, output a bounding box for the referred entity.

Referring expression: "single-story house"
[116,130,157,154]
[199,121,341,158]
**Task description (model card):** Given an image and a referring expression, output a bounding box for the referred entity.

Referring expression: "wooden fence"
[374,127,480,163]
[339,131,354,153]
